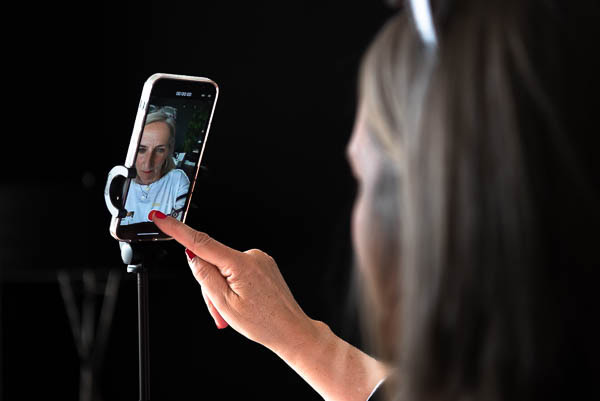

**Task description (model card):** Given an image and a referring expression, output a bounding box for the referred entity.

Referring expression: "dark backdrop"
[1,1,395,400]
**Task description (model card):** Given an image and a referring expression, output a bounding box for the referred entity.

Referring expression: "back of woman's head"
[359,1,600,400]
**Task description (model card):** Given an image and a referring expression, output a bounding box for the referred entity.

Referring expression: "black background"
[1,1,395,400]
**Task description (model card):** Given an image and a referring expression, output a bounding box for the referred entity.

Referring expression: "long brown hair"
[358,1,600,400]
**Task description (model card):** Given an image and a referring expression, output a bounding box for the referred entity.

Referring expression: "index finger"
[149,210,241,269]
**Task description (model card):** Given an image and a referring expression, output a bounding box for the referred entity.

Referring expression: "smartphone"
[108,73,218,242]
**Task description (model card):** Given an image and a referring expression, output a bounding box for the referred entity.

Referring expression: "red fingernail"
[185,248,196,260]
[148,210,167,221]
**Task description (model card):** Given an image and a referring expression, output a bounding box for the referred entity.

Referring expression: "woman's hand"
[149,210,388,401]
[148,210,318,353]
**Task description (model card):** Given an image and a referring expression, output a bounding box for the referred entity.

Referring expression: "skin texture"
[135,121,171,185]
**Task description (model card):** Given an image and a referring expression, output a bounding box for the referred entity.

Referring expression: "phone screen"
[115,78,218,241]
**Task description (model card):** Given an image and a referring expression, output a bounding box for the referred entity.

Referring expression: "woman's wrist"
[270,317,388,401]
[268,315,330,363]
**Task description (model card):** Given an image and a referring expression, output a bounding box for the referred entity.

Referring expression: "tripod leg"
[137,268,151,401]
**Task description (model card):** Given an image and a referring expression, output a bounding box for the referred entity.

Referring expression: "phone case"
[107,73,219,242]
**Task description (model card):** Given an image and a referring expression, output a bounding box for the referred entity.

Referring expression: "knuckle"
[244,248,270,261]
[244,248,275,264]
[244,248,262,257]
[192,230,212,248]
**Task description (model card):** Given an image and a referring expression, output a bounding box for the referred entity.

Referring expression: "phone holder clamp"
[104,165,137,219]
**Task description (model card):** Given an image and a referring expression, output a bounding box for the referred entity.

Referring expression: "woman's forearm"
[272,319,388,401]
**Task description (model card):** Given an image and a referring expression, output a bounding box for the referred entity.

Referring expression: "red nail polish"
[148,210,167,221]
[185,248,196,260]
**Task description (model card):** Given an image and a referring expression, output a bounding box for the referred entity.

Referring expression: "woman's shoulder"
[167,168,190,185]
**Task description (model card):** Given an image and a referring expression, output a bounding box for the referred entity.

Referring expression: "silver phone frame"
[109,73,219,242]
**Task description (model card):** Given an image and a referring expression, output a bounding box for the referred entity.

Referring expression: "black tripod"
[120,242,151,401]
[105,165,154,400]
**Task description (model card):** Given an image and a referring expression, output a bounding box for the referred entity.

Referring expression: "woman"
[121,107,190,225]
[149,1,599,400]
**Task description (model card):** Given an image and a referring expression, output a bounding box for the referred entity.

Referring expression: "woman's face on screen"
[136,121,171,185]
